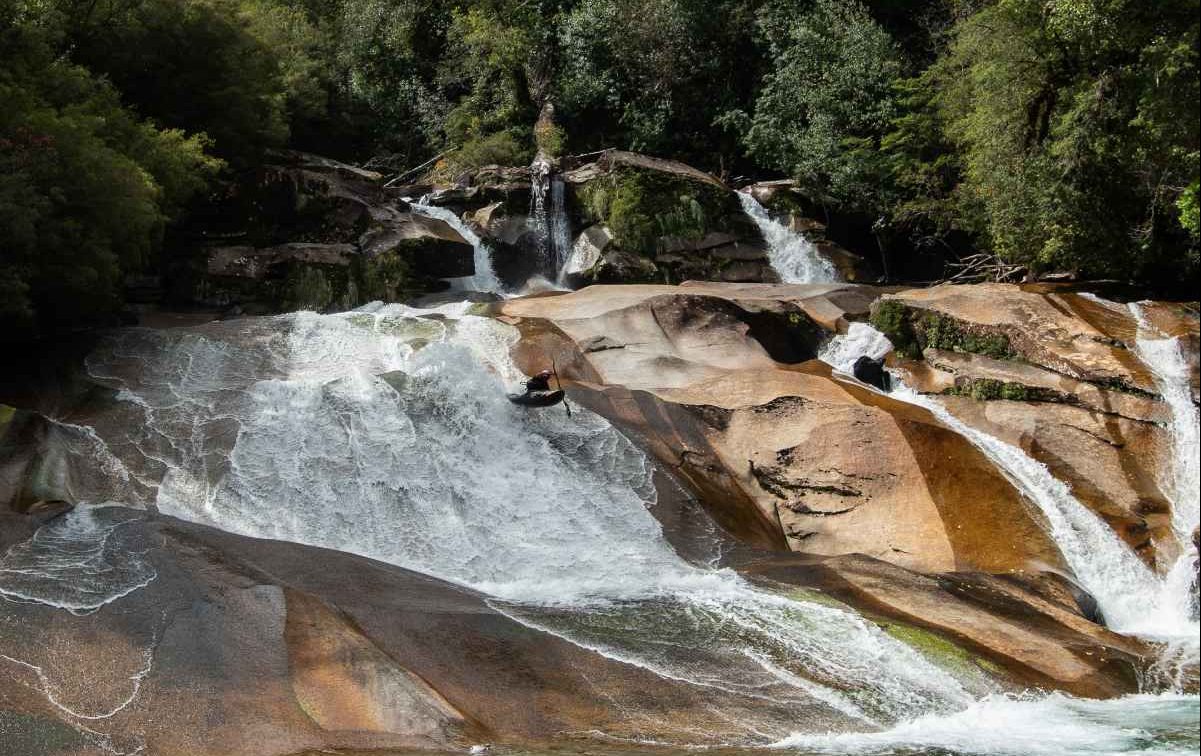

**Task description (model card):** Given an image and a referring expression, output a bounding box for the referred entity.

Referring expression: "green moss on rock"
[917,312,1015,360]
[946,378,1033,402]
[577,167,755,256]
[870,299,1016,361]
[870,299,921,359]
[357,250,415,303]
[880,622,1002,676]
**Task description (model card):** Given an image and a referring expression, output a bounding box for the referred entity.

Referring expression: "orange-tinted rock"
[501,284,1067,574]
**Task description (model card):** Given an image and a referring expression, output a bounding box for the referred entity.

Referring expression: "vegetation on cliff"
[2,0,1198,339]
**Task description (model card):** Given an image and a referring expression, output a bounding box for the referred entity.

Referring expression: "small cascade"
[528,158,553,275]
[819,325,1200,660]
[410,199,502,294]
[550,175,572,279]
[738,191,839,283]
[529,159,572,282]
[1128,302,1200,628]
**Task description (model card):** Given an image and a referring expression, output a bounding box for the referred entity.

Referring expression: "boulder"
[561,150,770,285]
[174,152,474,312]
[560,224,613,286]
[872,284,1161,392]
[500,284,1069,574]
[852,355,891,391]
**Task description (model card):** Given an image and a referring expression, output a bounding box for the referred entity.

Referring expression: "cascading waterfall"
[529,158,553,274]
[529,159,572,282]
[550,175,572,276]
[75,304,979,740]
[409,199,502,294]
[1128,303,1200,553]
[738,192,839,284]
[1127,302,1201,646]
[1,304,1195,753]
[819,324,1201,649]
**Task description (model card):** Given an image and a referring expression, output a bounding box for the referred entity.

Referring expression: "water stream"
[1,303,1197,753]
[738,192,839,284]
[410,199,503,294]
[820,323,1200,653]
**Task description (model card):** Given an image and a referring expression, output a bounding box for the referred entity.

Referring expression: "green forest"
[3,0,1198,339]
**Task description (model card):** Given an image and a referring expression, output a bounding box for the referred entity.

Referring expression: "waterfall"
[550,176,572,279]
[74,304,982,739]
[1128,303,1200,552]
[529,159,571,282]
[738,192,839,284]
[1128,302,1200,630]
[410,200,502,294]
[529,158,553,276]
[819,326,1200,654]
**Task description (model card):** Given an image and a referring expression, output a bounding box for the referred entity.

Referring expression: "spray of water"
[738,192,839,284]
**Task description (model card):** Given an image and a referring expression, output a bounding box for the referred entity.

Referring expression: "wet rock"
[739,552,1147,698]
[873,284,1161,392]
[852,355,891,391]
[0,514,861,753]
[176,151,472,312]
[502,284,1069,574]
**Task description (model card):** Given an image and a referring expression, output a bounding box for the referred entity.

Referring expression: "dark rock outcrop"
[852,355,891,391]
[172,151,474,313]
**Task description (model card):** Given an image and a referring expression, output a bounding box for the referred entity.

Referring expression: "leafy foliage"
[2,2,221,339]
[3,0,1198,341]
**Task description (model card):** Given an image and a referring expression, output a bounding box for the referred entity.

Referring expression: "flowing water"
[738,193,839,284]
[813,323,1200,753]
[550,176,572,276]
[2,303,1198,754]
[60,305,986,742]
[529,161,572,282]
[820,323,1199,649]
[410,199,503,293]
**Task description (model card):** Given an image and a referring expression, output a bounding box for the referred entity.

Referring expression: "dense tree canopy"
[2,0,1198,339]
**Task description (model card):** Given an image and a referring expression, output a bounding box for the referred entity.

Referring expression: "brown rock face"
[500,284,1066,574]
[878,284,1160,392]
[879,284,1199,570]
[740,553,1147,699]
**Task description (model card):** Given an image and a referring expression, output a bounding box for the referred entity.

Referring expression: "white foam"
[773,691,1199,756]
[739,192,839,284]
[0,505,156,615]
[81,304,975,730]
[819,322,894,374]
